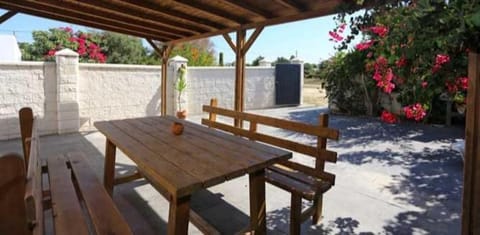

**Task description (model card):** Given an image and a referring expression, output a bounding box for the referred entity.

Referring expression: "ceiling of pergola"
[0,0,352,44]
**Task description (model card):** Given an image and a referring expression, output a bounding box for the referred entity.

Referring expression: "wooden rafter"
[174,0,250,24]
[0,2,174,42]
[68,0,208,35]
[223,0,274,18]
[222,33,237,52]
[274,0,307,11]
[119,0,227,30]
[6,0,191,38]
[0,10,16,24]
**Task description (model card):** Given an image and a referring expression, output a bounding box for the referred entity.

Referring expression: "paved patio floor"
[0,106,465,234]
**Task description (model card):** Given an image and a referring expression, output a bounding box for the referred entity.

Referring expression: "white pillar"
[55,49,80,134]
[167,55,188,115]
[290,57,304,105]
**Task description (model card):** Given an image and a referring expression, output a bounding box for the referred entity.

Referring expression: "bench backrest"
[202,98,339,184]
[20,107,44,235]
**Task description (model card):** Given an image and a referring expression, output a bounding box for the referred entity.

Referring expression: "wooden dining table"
[94,116,292,235]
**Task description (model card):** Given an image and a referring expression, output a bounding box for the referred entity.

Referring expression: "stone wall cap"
[168,55,188,63]
[55,48,79,57]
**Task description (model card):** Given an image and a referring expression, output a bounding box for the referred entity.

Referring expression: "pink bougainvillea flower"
[383,81,396,94]
[328,31,343,42]
[381,110,397,124]
[445,80,458,94]
[370,25,389,37]
[60,26,73,33]
[395,57,407,68]
[431,64,441,74]
[355,40,374,51]
[47,49,56,57]
[403,103,427,121]
[367,52,373,58]
[385,68,394,82]
[435,54,450,65]
[456,77,469,90]
[338,23,346,33]
[421,81,428,88]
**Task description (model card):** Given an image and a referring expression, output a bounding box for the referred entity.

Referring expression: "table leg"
[104,139,116,196]
[249,169,266,235]
[168,195,191,235]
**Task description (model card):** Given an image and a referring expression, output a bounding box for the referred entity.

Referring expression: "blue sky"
[0,9,348,64]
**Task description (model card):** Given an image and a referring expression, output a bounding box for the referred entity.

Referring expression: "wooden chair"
[202,98,339,235]
[0,107,133,235]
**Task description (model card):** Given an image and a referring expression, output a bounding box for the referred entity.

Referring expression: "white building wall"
[0,62,57,139]
[186,67,275,115]
[78,64,162,131]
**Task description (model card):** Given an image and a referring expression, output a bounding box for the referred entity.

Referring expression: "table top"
[95,116,292,198]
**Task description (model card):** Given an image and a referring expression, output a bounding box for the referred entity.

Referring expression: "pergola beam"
[119,0,228,30]
[274,0,307,11]
[462,52,480,235]
[175,0,250,25]
[69,0,209,35]
[4,0,192,38]
[0,10,16,24]
[224,28,263,127]
[224,0,274,18]
[0,2,173,42]
[147,39,173,116]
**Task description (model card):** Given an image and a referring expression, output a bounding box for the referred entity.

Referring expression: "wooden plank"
[190,210,220,235]
[169,116,290,157]
[47,155,89,235]
[0,153,28,235]
[249,169,267,235]
[201,119,337,162]
[265,169,316,200]
[275,161,335,184]
[136,118,252,175]
[313,114,329,223]
[168,195,191,235]
[67,152,133,235]
[222,33,237,52]
[0,10,16,24]
[19,107,33,170]
[103,139,116,196]
[24,118,44,235]
[224,1,273,18]
[95,121,201,198]
[113,119,237,187]
[243,27,264,55]
[208,98,218,123]
[268,164,325,187]
[462,52,480,235]
[202,105,339,140]
[114,171,143,185]
[141,117,274,172]
[164,116,291,163]
[174,0,250,24]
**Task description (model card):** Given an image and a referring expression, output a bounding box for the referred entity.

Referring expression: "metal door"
[275,64,301,105]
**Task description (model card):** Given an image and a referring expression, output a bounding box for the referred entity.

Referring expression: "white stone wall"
[0,60,280,140]
[0,62,57,139]
[186,67,275,115]
[78,64,162,131]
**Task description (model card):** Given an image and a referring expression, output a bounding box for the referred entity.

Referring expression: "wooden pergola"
[0,1,479,234]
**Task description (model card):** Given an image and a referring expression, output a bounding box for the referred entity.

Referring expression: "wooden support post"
[223,28,263,128]
[103,139,116,196]
[462,52,480,235]
[234,29,246,128]
[249,169,267,235]
[313,114,328,224]
[0,11,17,24]
[168,195,191,235]
[147,39,172,116]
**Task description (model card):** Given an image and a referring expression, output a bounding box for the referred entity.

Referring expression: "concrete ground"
[0,106,464,234]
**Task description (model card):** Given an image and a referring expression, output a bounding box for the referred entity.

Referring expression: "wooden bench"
[202,98,340,235]
[0,107,133,235]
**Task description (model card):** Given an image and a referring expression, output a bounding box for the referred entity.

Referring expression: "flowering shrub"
[44,27,107,63]
[381,110,398,123]
[330,0,474,123]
